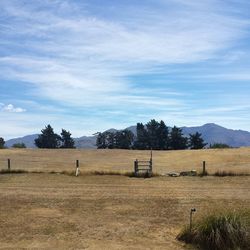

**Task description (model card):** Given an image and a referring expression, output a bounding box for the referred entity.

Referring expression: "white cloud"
[1,104,26,113]
[0,0,249,108]
[0,0,250,137]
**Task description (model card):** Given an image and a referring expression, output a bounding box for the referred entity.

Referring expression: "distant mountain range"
[181,123,250,147]
[5,123,250,148]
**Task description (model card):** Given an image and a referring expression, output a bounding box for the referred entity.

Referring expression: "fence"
[0,158,81,176]
[0,150,249,176]
[134,150,153,177]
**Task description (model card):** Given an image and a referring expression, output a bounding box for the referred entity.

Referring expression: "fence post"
[190,208,196,232]
[134,159,138,176]
[8,159,11,171]
[75,160,79,176]
[202,161,206,175]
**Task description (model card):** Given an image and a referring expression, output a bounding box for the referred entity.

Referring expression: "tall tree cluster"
[35,125,75,148]
[96,129,134,149]
[96,119,207,150]
[135,120,169,150]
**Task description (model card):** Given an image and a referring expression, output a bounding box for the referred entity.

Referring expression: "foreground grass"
[177,211,250,250]
[0,173,249,249]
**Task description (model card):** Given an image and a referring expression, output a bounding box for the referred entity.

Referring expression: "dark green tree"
[96,132,108,149]
[157,120,169,150]
[169,126,188,150]
[146,119,160,149]
[115,130,134,149]
[134,123,148,149]
[189,132,207,149]
[0,137,5,149]
[12,143,26,148]
[35,125,61,148]
[106,132,116,149]
[60,129,75,148]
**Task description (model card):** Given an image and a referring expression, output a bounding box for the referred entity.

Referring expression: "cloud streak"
[0,0,250,138]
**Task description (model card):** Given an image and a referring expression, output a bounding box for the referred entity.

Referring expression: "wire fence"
[0,157,249,175]
[0,158,79,173]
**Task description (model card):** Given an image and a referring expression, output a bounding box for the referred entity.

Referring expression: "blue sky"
[0,0,250,139]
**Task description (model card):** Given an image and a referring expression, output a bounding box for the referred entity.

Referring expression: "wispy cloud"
[0,0,248,105]
[0,0,250,138]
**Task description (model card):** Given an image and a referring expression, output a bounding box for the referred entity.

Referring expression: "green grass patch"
[177,211,249,250]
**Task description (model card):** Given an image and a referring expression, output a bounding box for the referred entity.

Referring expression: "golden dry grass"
[0,174,249,249]
[0,148,249,249]
[0,147,250,174]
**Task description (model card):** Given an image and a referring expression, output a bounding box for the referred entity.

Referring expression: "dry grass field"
[0,147,250,174]
[0,148,250,249]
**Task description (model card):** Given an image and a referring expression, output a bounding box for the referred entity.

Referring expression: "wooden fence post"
[202,161,206,175]
[134,159,138,176]
[150,149,153,171]
[75,160,79,176]
[8,159,10,171]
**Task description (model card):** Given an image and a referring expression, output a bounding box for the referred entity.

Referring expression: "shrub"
[0,169,28,174]
[177,211,249,250]
[198,170,209,177]
[12,143,26,148]
[214,171,250,177]
[210,143,231,149]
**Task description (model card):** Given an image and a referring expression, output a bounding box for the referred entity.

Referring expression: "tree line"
[0,121,232,149]
[96,119,207,150]
[34,124,75,148]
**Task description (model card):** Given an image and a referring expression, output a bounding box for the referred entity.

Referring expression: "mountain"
[74,135,97,148]
[5,123,250,148]
[5,134,38,148]
[5,134,97,149]
[181,123,250,147]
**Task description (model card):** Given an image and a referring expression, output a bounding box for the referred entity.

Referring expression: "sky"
[0,0,250,139]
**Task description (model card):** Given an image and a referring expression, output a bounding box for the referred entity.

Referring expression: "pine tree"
[60,129,75,148]
[134,123,148,149]
[169,126,188,150]
[157,120,169,150]
[35,125,61,148]
[189,132,207,149]
[146,119,160,149]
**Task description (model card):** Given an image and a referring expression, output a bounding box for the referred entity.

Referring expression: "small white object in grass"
[167,172,180,177]
[76,167,79,177]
